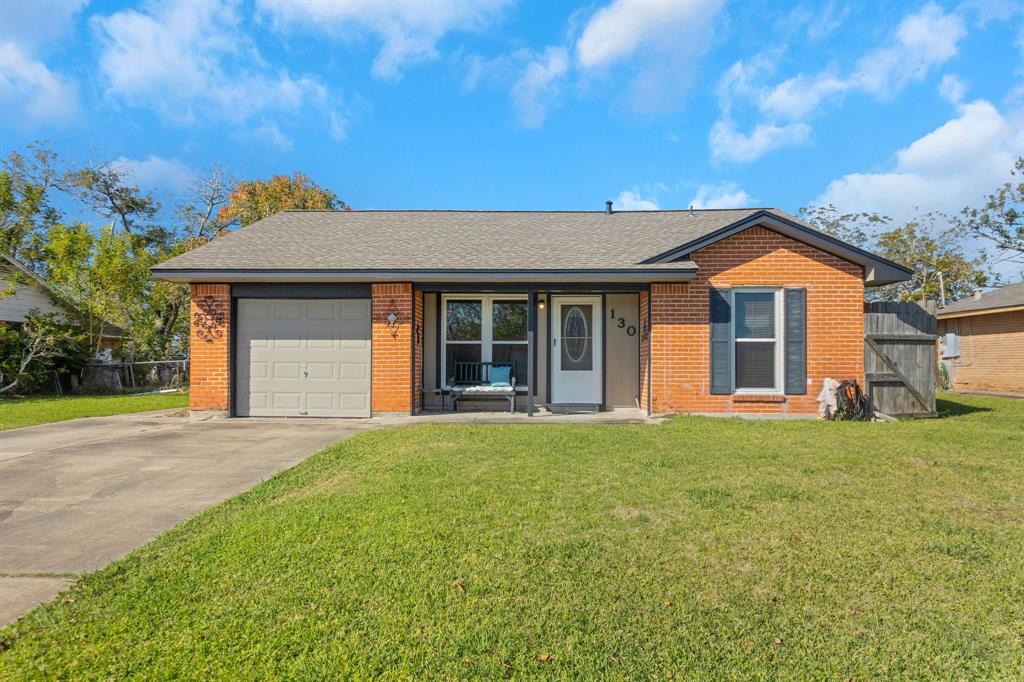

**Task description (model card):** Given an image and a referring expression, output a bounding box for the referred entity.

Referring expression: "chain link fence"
[79,359,189,393]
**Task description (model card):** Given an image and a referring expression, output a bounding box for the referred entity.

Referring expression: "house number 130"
[608,309,637,337]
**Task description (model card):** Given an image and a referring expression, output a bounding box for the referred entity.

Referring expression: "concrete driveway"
[0,411,371,626]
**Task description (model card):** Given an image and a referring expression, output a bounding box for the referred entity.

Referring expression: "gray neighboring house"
[1,253,122,346]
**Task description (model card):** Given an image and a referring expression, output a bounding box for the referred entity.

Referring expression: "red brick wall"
[371,283,414,414]
[940,311,1024,394]
[189,283,230,411]
[650,227,864,414]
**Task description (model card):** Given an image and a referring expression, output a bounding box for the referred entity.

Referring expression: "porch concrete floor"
[371,407,657,425]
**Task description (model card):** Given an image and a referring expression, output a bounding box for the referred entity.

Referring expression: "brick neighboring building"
[152,208,911,418]
[938,282,1024,396]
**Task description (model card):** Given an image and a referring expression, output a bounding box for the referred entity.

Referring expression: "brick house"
[938,282,1024,395]
[152,207,911,417]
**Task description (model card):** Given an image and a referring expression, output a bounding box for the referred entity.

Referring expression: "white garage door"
[235,299,371,417]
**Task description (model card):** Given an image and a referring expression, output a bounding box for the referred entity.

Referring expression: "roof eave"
[150,267,698,284]
[641,210,915,286]
[937,303,1024,319]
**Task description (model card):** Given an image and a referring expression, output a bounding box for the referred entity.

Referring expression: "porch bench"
[449,361,517,414]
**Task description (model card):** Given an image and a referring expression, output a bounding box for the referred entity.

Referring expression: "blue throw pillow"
[490,366,512,387]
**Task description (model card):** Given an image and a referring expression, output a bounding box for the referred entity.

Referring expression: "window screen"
[734,291,777,390]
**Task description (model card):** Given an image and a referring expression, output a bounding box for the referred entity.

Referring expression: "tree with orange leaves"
[216,172,346,229]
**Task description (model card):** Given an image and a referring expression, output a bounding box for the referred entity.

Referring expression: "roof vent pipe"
[689,205,694,216]
[605,200,613,214]
[974,290,984,300]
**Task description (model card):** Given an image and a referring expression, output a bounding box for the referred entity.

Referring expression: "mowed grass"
[0,392,188,431]
[2,395,1022,679]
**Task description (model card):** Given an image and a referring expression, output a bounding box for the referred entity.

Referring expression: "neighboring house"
[937,282,1024,395]
[1,253,123,346]
[152,207,912,417]
[0,254,67,324]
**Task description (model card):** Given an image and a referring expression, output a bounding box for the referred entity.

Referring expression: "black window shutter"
[709,288,732,394]
[784,288,807,395]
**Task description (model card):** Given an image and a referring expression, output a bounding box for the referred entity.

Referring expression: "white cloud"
[0,0,87,53]
[851,3,966,99]
[689,182,755,210]
[0,0,85,129]
[709,119,811,164]
[817,99,1024,222]
[938,74,968,103]
[759,72,848,120]
[576,0,725,112]
[111,155,193,192]
[711,3,968,163]
[256,0,509,80]
[0,42,79,127]
[509,47,569,128]
[614,187,659,210]
[251,122,294,151]
[92,0,336,140]
[329,110,350,141]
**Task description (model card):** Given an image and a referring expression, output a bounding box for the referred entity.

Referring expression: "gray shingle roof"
[938,281,1024,316]
[154,208,796,272]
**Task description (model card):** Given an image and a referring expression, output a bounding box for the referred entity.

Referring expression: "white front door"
[551,296,603,404]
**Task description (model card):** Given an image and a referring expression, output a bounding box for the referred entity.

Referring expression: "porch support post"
[527,289,536,416]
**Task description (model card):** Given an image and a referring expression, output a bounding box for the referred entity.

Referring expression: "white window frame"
[731,288,784,394]
[441,294,528,389]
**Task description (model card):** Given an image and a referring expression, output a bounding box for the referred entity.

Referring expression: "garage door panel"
[340,362,368,379]
[250,361,269,379]
[272,392,302,410]
[304,392,336,410]
[341,301,369,319]
[236,298,372,417]
[239,300,270,319]
[306,301,336,319]
[273,302,302,319]
[340,394,369,410]
[305,362,336,380]
[272,362,301,379]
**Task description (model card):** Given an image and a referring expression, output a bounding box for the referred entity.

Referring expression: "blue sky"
[1,0,1022,230]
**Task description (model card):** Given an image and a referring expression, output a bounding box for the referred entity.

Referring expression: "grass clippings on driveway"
[1,394,1022,678]
[0,392,188,431]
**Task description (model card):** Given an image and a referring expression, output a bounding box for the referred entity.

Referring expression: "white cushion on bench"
[458,385,515,394]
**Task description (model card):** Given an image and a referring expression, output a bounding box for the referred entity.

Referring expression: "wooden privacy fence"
[864,301,937,418]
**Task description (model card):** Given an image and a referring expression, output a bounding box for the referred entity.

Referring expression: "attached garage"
[235,298,372,417]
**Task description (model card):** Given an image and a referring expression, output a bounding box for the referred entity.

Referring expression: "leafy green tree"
[1,144,63,263]
[797,204,890,248]
[956,155,1023,267]
[44,223,154,355]
[872,213,990,303]
[0,313,88,394]
[65,162,163,244]
[217,172,345,228]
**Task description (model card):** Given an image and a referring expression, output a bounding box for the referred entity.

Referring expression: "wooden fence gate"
[864,301,937,418]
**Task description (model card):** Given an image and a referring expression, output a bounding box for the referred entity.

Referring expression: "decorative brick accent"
[189,283,230,411]
[371,283,414,414]
[650,227,864,415]
[939,311,1024,393]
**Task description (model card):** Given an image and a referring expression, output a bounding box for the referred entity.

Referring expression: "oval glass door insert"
[561,305,593,371]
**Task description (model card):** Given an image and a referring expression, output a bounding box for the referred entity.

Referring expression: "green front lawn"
[0,392,188,431]
[2,395,1022,678]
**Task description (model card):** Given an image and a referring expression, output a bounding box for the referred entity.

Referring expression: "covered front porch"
[416,285,648,416]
